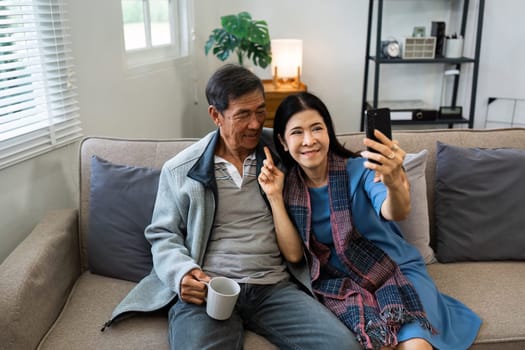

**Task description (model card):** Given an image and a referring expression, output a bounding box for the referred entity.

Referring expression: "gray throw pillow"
[435,142,525,262]
[397,150,436,264]
[88,156,159,282]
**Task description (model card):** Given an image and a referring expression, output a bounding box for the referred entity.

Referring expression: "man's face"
[213,89,266,156]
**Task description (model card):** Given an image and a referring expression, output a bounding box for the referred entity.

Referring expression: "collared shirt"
[202,152,289,284]
[214,152,257,188]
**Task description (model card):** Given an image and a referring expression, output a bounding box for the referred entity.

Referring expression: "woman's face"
[280,109,330,174]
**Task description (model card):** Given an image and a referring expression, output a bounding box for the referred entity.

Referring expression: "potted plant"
[204,12,271,69]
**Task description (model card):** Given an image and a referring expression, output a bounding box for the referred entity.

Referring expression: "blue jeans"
[168,280,359,350]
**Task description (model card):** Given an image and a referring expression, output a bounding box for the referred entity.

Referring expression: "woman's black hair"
[273,92,358,169]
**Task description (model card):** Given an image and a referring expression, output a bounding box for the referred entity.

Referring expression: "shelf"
[368,56,476,64]
[392,118,469,125]
[360,0,485,131]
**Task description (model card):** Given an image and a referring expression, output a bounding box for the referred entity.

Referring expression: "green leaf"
[247,20,270,45]
[205,12,271,68]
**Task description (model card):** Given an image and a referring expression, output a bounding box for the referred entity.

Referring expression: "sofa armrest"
[0,209,81,350]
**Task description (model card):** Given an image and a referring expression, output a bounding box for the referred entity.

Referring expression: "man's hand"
[179,269,211,305]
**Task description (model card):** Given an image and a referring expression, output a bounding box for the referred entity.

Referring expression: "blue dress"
[308,157,481,350]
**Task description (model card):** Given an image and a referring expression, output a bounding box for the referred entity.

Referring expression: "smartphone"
[365,108,392,163]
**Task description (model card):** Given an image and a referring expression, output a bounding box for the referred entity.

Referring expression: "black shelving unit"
[360,0,485,131]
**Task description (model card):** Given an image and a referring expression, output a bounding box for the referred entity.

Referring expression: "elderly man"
[106,64,359,350]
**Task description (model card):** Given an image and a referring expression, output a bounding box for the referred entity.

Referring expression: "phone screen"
[365,108,392,163]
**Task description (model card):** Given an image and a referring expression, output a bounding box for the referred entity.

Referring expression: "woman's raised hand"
[258,146,285,198]
[258,147,305,263]
[362,129,406,186]
[362,130,411,221]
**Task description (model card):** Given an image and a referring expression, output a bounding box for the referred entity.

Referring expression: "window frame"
[122,0,190,68]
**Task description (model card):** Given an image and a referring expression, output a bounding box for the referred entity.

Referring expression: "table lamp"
[271,39,303,88]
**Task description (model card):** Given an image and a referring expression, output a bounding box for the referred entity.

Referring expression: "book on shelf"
[366,100,437,121]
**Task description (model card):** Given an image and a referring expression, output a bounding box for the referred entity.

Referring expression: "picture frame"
[412,26,426,37]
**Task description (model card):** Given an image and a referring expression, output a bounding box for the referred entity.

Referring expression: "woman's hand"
[258,147,285,199]
[362,129,406,185]
[362,130,411,221]
[258,147,304,263]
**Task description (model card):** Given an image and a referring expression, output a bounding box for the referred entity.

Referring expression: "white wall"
[193,0,369,132]
[1,0,523,262]
[70,0,205,139]
[474,0,525,128]
[0,145,78,262]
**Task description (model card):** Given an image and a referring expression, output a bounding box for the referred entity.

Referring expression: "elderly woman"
[258,92,481,350]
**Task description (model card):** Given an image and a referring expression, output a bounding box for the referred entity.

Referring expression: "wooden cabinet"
[262,80,307,128]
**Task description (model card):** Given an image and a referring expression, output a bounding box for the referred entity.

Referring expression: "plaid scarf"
[284,153,435,349]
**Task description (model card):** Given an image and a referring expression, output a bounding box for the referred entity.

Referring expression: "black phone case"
[365,108,392,163]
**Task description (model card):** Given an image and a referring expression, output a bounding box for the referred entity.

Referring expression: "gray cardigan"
[104,129,312,329]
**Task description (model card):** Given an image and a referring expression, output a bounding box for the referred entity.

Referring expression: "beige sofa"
[1,128,525,350]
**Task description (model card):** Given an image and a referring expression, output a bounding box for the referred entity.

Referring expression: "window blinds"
[0,0,82,169]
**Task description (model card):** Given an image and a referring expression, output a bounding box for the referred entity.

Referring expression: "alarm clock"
[381,40,400,58]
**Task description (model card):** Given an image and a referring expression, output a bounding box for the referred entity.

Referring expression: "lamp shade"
[271,39,303,79]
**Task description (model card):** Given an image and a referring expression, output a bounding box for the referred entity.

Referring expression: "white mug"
[205,277,240,320]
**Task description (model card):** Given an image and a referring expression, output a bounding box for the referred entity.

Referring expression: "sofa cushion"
[434,142,525,262]
[38,272,169,350]
[397,150,436,264]
[38,272,278,350]
[427,261,525,348]
[88,156,158,282]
